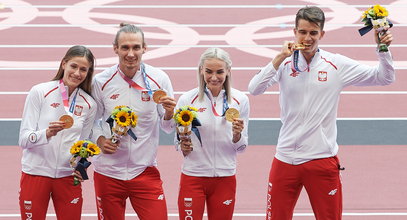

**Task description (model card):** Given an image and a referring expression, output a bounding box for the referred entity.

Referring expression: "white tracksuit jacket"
[19,81,97,178]
[91,64,175,180]
[248,49,395,165]
[176,88,250,177]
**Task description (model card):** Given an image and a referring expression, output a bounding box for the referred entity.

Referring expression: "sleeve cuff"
[232,136,247,152]
[25,129,48,149]
[161,117,176,134]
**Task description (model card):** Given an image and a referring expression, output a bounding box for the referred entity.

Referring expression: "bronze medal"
[153,90,167,103]
[59,115,74,129]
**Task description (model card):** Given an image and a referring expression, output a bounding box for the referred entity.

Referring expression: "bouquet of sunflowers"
[69,140,100,185]
[359,4,392,52]
[107,105,138,143]
[174,106,198,135]
[174,105,202,148]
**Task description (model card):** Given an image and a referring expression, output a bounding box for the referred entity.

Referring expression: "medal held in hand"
[359,4,393,52]
[225,107,240,122]
[107,106,138,143]
[59,114,74,129]
[153,89,167,104]
[291,43,305,50]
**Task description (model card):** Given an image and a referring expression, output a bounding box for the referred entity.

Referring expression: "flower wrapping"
[69,140,100,185]
[174,106,202,146]
[106,105,138,143]
[358,4,393,52]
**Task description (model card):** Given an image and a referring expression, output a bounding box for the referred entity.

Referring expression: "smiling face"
[114,32,146,77]
[294,18,325,60]
[201,58,230,97]
[61,56,91,94]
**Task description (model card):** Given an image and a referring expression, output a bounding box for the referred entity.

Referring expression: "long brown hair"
[52,45,95,95]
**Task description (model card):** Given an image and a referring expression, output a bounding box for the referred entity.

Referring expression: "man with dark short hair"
[249,6,395,220]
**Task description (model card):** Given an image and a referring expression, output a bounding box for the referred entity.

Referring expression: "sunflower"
[177,110,194,126]
[85,141,101,156]
[362,5,388,20]
[373,5,388,18]
[115,110,131,127]
[130,112,138,127]
[362,8,370,19]
[70,140,84,155]
[70,140,100,158]
[173,105,199,126]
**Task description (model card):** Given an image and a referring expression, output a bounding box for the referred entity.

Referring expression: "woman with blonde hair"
[175,47,250,220]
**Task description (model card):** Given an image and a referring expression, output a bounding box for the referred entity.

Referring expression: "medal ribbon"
[59,79,78,114]
[117,63,153,96]
[291,50,309,73]
[204,89,229,117]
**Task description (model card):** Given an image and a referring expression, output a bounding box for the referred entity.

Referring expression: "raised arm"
[248,41,294,95]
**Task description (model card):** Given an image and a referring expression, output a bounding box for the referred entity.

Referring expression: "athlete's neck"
[120,65,139,79]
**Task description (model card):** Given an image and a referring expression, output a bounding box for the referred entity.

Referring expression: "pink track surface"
[1,145,407,219]
[0,0,406,219]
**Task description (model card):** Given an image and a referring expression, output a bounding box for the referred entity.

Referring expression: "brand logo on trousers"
[328,189,338,196]
[223,199,233,205]
[96,196,104,220]
[71,197,80,204]
[267,182,272,220]
[157,194,164,200]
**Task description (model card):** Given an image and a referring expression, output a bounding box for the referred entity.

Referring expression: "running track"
[0,0,406,219]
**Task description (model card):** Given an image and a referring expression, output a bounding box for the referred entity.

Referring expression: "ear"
[142,43,147,54]
[61,60,67,70]
[319,30,325,40]
[226,67,231,76]
[113,44,119,55]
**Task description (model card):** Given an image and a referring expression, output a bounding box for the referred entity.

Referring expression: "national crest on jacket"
[318,71,328,82]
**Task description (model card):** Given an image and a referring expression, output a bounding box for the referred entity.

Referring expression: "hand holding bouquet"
[69,140,100,185]
[359,5,393,52]
[107,105,138,143]
[174,106,202,152]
